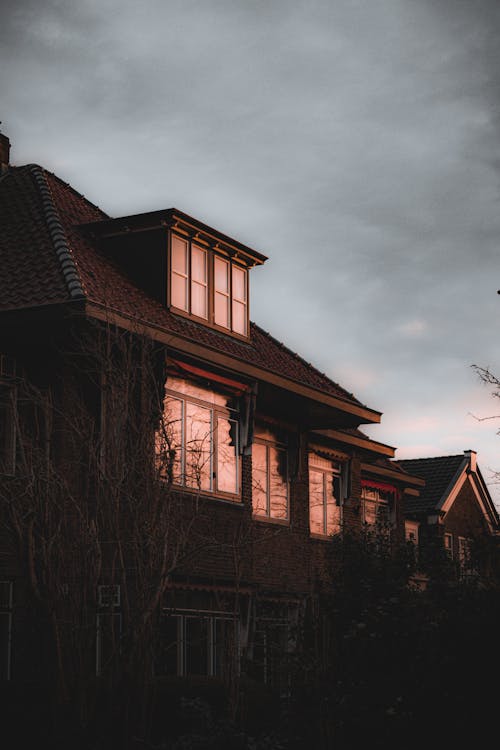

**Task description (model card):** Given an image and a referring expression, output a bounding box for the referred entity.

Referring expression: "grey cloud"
[2,0,500,502]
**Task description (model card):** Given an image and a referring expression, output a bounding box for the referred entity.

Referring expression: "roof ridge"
[29,165,86,300]
[45,168,109,219]
[250,321,360,405]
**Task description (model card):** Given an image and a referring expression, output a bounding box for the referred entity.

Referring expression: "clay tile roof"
[397,455,466,514]
[0,163,365,407]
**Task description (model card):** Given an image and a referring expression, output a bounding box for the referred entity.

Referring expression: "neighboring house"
[0,129,433,703]
[398,451,500,581]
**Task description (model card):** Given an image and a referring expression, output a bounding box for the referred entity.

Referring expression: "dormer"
[80,209,267,340]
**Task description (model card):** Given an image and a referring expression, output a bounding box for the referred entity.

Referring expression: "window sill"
[252,514,289,527]
[170,484,243,506]
[309,532,340,541]
[169,305,251,343]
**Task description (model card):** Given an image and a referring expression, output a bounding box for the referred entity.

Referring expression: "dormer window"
[81,208,266,336]
[170,232,248,337]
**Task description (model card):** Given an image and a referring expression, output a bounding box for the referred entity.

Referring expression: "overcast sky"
[2,0,500,505]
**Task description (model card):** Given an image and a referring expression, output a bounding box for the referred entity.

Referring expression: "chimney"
[464,449,477,472]
[0,130,11,174]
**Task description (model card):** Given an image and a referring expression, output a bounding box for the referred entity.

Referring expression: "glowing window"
[308,453,342,537]
[214,256,230,329]
[232,265,247,336]
[361,487,391,526]
[170,232,249,337]
[252,438,288,521]
[156,376,239,498]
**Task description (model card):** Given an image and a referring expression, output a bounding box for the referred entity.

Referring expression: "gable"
[443,475,492,536]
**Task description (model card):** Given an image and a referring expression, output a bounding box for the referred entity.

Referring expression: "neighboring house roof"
[397,452,500,532]
[361,455,426,489]
[397,455,465,514]
[0,163,373,415]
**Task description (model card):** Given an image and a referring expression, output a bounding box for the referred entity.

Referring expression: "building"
[398,451,500,582]
[3,129,488,743]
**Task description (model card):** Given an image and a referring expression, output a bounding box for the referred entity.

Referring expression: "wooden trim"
[314,429,392,455]
[361,461,426,486]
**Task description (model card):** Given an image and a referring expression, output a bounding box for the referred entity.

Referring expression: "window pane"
[185,403,212,491]
[232,266,246,302]
[171,236,188,311]
[232,299,247,336]
[191,245,207,283]
[217,417,238,494]
[326,493,341,535]
[269,446,288,519]
[325,472,340,534]
[172,236,188,273]
[171,273,188,311]
[309,469,324,535]
[185,617,209,676]
[252,442,268,516]
[215,292,230,328]
[157,396,183,483]
[168,377,229,408]
[191,281,208,319]
[214,256,229,293]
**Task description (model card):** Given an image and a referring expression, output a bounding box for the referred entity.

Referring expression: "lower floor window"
[361,486,391,527]
[156,611,239,678]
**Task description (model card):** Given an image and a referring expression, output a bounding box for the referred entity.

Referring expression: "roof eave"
[84,300,381,424]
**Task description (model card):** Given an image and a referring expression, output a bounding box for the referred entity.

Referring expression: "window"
[0,382,16,476]
[361,486,391,527]
[308,453,342,537]
[0,581,13,680]
[156,376,239,497]
[444,532,453,558]
[155,611,238,678]
[96,584,121,675]
[170,232,248,336]
[249,601,298,696]
[252,432,288,521]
